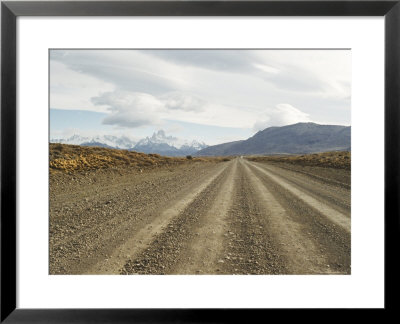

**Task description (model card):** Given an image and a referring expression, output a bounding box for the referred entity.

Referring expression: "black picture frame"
[1,0,399,322]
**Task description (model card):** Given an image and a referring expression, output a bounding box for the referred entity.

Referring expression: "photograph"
[49,49,351,275]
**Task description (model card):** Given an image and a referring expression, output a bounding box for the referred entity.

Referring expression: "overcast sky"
[50,49,351,145]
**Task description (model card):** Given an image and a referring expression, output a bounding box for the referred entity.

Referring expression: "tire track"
[240,160,336,274]
[173,159,237,274]
[50,162,227,274]
[248,161,351,232]
[267,162,350,189]
[89,161,231,274]
[50,156,351,275]
[220,160,287,274]
[120,161,236,275]
[244,160,350,274]
[50,165,215,247]
[252,161,351,215]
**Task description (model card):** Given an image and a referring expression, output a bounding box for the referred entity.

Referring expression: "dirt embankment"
[50,143,230,174]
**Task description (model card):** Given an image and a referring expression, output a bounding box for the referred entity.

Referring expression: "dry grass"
[49,143,216,174]
[246,151,351,170]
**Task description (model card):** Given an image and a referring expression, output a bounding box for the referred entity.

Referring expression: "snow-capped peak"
[51,134,136,150]
[51,134,90,145]
[50,130,208,155]
[137,130,207,149]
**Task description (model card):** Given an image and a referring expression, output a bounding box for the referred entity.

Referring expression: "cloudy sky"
[50,49,351,145]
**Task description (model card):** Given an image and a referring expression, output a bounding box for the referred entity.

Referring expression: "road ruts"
[91,160,232,275]
[251,161,351,217]
[244,159,351,274]
[249,161,350,232]
[49,162,229,274]
[50,157,351,275]
[120,159,238,275]
[218,160,288,274]
[173,160,237,274]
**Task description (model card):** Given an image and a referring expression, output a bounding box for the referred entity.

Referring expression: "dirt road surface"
[50,157,350,275]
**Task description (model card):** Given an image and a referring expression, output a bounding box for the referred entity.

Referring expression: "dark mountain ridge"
[196,122,350,156]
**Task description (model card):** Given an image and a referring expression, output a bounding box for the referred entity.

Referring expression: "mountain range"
[51,123,350,157]
[133,130,208,156]
[51,130,208,157]
[196,122,351,156]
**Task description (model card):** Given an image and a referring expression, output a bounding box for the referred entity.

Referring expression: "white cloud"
[50,49,351,132]
[254,50,351,99]
[50,61,115,111]
[253,104,311,131]
[167,102,255,128]
[92,91,164,128]
[91,90,255,129]
[50,50,190,95]
[159,92,205,112]
[253,63,280,74]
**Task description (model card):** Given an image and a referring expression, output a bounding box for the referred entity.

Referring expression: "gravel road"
[50,157,351,275]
